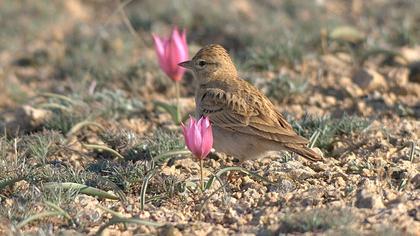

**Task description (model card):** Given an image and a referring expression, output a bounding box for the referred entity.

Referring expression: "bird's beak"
[178,60,193,69]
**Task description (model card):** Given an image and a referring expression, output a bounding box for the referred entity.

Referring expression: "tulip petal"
[192,122,204,158]
[152,27,189,82]
[200,122,213,159]
[182,119,196,154]
[152,34,165,58]
[180,115,213,160]
[172,28,189,62]
[198,116,210,135]
[167,37,183,80]
[185,117,198,157]
[152,34,171,76]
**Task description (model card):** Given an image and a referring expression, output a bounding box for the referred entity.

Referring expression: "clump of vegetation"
[277,208,354,233]
[100,128,184,163]
[100,128,141,154]
[0,127,187,227]
[56,25,137,85]
[124,62,171,94]
[91,128,188,210]
[0,130,65,185]
[37,93,89,134]
[245,43,304,71]
[91,89,144,119]
[86,160,146,193]
[141,129,184,159]
[44,110,86,135]
[265,74,308,102]
[22,130,64,163]
[290,114,371,151]
[40,89,144,135]
[145,173,187,207]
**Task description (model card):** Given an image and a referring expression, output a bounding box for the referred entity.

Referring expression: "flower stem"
[175,81,181,124]
[199,158,204,192]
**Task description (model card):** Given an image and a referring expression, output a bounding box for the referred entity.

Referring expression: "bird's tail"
[284,144,323,162]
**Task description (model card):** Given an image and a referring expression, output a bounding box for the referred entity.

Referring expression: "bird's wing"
[199,88,308,144]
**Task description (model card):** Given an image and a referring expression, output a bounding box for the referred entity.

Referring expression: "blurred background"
[0,0,419,117]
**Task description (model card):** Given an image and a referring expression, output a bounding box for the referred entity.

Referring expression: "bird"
[178,44,322,162]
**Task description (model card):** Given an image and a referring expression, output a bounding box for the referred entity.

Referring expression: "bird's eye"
[197,60,206,67]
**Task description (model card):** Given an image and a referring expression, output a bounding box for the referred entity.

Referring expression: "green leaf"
[66,120,105,137]
[82,143,125,160]
[140,170,157,210]
[44,182,119,200]
[17,211,62,229]
[330,26,365,44]
[37,92,76,105]
[154,100,180,124]
[153,149,191,163]
[44,201,72,221]
[360,48,408,65]
[0,176,25,190]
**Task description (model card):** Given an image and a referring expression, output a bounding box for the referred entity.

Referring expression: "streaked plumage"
[179,44,322,161]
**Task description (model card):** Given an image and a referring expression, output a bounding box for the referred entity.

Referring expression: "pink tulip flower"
[181,116,213,160]
[152,27,189,82]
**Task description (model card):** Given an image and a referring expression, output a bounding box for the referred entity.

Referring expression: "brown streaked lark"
[178,44,322,162]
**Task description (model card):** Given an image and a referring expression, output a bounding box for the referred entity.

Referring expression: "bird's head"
[178,44,237,83]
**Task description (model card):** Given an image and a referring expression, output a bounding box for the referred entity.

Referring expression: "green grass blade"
[204,172,225,191]
[91,174,128,203]
[199,184,228,216]
[153,101,178,124]
[153,149,191,163]
[37,103,72,112]
[360,48,408,65]
[44,182,119,200]
[82,143,125,160]
[66,121,105,137]
[44,201,72,221]
[408,141,416,162]
[140,170,157,210]
[38,92,76,104]
[0,176,25,190]
[17,211,61,229]
[308,130,321,148]
[96,205,126,219]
